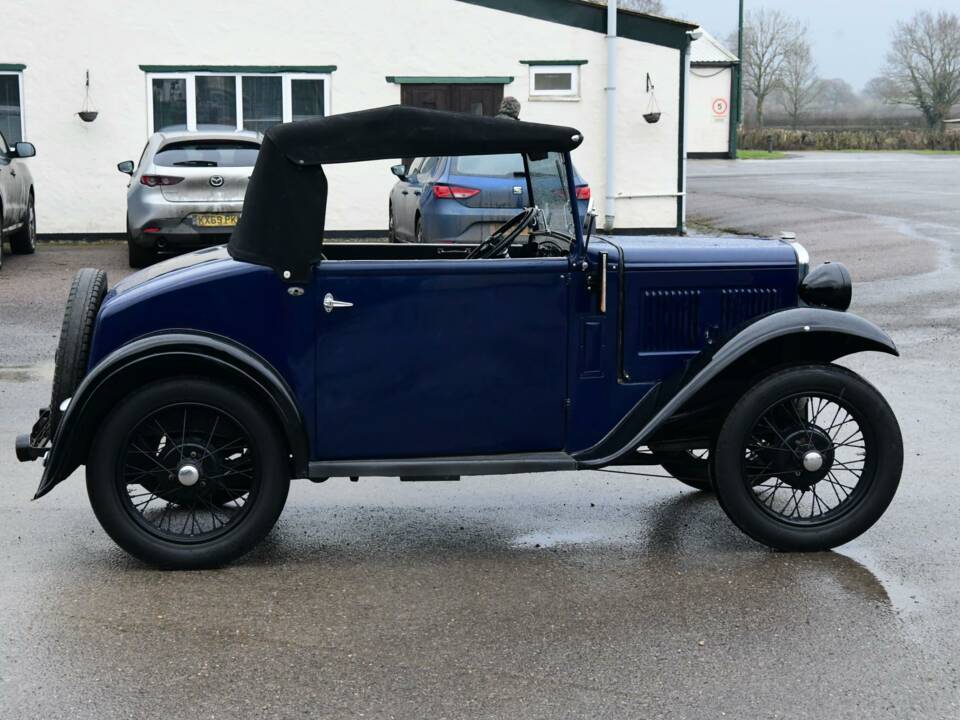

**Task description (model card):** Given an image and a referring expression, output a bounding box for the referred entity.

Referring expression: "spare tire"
[50,268,108,432]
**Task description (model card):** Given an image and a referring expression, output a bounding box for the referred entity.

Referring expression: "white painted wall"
[4,0,684,234]
[688,65,732,156]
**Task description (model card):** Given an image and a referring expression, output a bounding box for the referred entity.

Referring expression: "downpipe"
[604,1,617,232]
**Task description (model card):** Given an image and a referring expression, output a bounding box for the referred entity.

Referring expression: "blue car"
[17,106,903,569]
[388,153,590,243]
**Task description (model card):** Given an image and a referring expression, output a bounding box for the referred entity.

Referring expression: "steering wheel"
[466,207,538,259]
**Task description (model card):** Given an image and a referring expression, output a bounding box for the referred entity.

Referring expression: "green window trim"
[520,60,588,66]
[0,64,26,71]
[139,65,336,74]
[385,75,514,85]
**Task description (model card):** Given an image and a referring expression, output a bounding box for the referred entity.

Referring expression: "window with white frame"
[0,70,24,143]
[145,70,332,134]
[528,65,579,98]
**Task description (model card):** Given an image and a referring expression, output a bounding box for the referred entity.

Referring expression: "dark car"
[0,130,36,268]
[17,105,903,569]
[388,153,590,243]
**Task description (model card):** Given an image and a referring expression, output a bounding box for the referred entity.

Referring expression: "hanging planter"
[77,70,98,123]
[643,73,661,124]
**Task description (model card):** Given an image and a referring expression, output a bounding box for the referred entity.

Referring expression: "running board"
[308,452,577,479]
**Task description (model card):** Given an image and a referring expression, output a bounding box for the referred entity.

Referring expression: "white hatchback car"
[117,129,261,267]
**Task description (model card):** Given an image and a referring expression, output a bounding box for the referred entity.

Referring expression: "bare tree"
[778,35,820,129]
[880,10,960,129]
[742,9,800,127]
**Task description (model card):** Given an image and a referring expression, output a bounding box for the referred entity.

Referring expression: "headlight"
[799,262,852,311]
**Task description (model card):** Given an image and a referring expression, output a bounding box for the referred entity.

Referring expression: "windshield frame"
[522,151,583,256]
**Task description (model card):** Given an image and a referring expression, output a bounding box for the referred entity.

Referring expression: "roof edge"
[453,0,696,50]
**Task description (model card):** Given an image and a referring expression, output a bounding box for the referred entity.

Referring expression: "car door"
[0,132,17,226]
[311,256,570,460]
[393,157,421,240]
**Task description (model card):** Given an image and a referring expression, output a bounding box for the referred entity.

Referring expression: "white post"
[605,1,617,232]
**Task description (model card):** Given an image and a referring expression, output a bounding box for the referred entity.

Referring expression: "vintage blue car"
[16,106,903,568]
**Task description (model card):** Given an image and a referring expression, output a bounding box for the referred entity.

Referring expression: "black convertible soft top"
[228,105,583,282]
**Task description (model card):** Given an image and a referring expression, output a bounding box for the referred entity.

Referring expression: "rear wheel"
[713,365,902,551]
[87,378,290,569]
[50,268,107,432]
[128,236,155,268]
[415,214,424,243]
[653,448,712,491]
[9,194,36,254]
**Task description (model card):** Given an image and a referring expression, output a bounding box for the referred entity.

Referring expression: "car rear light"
[142,226,161,233]
[575,185,591,201]
[432,184,480,200]
[140,175,184,187]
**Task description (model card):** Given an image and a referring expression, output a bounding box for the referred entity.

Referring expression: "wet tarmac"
[3,151,960,719]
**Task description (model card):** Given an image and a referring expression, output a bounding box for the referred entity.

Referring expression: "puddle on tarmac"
[511,529,610,548]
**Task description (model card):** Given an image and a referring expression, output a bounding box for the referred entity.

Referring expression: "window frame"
[145,70,332,134]
[528,65,579,99]
[0,70,25,144]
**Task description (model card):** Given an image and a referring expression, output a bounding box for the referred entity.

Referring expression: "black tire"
[0,207,4,269]
[87,378,290,569]
[415,214,424,244]
[654,449,713,491]
[128,237,155,268]
[388,203,398,242]
[713,364,902,551]
[50,268,107,432]
[9,193,36,254]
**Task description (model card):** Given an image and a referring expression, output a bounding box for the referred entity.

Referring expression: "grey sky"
[665,0,959,90]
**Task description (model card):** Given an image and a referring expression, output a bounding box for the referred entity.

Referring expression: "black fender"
[575,307,898,467]
[34,331,310,500]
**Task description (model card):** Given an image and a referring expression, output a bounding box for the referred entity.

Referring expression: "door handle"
[414,190,421,196]
[9,169,14,177]
[323,292,354,313]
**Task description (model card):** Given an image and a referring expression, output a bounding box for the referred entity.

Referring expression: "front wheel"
[9,194,36,254]
[652,448,712,491]
[713,364,902,551]
[87,378,290,568]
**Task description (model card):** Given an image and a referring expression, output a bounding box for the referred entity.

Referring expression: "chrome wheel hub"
[177,464,200,487]
[802,450,824,472]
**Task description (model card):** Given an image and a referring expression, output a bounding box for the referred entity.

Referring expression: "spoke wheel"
[120,403,258,542]
[87,378,290,568]
[744,393,869,525]
[713,365,902,552]
[653,447,712,491]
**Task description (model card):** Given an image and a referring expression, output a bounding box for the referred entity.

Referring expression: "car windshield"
[452,153,525,177]
[154,140,260,168]
[528,152,576,238]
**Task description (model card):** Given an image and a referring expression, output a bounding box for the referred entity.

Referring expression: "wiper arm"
[172,160,218,167]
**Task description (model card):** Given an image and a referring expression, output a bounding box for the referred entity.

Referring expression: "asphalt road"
[2,150,960,719]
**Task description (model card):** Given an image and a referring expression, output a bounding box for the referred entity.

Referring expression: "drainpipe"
[681,30,700,233]
[604,1,617,232]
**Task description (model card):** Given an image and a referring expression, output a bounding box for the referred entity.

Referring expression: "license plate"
[195,214,239,228]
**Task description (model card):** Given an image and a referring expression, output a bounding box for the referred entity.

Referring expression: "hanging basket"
[643,112,661,124]
[643,73,661,125]
[77,69,98,123]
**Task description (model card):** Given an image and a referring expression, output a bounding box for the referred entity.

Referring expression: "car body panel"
[0,130,33,234]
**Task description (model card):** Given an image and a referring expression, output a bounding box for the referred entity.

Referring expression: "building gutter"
[604,1,617,232]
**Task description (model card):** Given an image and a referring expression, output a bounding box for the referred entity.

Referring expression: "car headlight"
[799,261,852,311]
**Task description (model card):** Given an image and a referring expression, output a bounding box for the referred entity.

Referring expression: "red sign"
[712,98,729,116]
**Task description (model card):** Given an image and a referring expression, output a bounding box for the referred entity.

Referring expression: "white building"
[687,29,739,158]
[2,0,701,237]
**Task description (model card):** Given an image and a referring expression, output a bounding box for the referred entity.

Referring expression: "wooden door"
[400,84,503,116]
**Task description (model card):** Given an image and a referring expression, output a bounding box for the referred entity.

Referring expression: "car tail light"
[140,175,184,187]
[432,184,480,200]
[575,185,591,201]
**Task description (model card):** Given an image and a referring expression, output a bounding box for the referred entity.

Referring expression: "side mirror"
[390,164,408,181]
[117,160,135,175]
[13,141,35,158]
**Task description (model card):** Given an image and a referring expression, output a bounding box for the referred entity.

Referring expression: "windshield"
[155,139,260,168]
[527,152,576,238]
